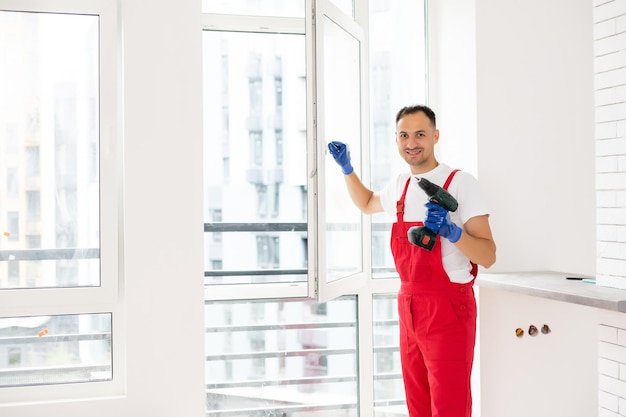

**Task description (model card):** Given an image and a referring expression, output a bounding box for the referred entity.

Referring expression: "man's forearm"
[454,233,496,268]
[451,215,496,268]
[343,173,376,214]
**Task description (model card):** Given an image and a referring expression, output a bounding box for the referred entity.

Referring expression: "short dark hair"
[395,105,436,128]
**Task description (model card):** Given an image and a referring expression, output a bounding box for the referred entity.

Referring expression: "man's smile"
[405,148,423,155]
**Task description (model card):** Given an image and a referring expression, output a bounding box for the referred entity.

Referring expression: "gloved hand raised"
[327,141,354,175]
[424,201,462,243]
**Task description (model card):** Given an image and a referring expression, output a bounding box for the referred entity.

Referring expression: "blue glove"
[424,201,462,243]
[328,141,354,175]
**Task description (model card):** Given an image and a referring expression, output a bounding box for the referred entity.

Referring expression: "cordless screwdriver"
[407,177,458,251]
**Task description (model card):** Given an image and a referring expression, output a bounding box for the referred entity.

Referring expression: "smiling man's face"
[395,111,440,174]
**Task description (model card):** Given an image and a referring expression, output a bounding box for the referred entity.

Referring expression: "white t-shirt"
[378,163,489,284]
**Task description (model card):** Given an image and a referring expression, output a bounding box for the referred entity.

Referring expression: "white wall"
[477,0,596,275]
[431,0,596,275]
[428,0,479,177]
[1,1,206,416]
[120,0,205,414]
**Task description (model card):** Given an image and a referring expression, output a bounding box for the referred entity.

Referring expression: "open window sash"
[308,0,370,302]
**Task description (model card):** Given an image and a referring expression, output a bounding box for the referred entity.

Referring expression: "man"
[328,104,496,417]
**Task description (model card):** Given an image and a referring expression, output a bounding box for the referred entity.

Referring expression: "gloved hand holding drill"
[424,201,462,243]
[408,177,462,250]
[327,141,354,175]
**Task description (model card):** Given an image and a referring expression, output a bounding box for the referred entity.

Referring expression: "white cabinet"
[478,287,598,417]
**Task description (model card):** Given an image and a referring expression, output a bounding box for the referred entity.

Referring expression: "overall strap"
[444,168,479,279]
[396,178,412,223]
[443,169,460,190]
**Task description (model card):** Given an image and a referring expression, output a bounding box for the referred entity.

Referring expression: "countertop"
[476,271,626,312]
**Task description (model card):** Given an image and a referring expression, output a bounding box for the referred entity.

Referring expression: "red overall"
[391,170,478,417]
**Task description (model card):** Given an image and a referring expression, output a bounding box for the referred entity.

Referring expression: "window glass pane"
[0,11,100,289]
[369,0,427,278]
[0,313,112,387]
[323,16,363,283]
[373,293,406,416]
[6,168,18,198]
[202,31,307,285]
[205,296,358,416]
[202,0,304,17]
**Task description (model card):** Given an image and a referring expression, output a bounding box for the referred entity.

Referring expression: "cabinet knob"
[515,324,551,338]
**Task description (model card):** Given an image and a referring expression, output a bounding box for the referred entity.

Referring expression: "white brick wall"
[600,310,626,416]
[596,1,626,415]
[595,0,626,289]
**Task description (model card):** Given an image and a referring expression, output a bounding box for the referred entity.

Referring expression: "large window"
[203,1,426,416]
[0,1,121,403]
[0,10,100,290]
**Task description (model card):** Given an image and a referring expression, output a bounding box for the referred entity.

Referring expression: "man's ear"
[434,129,440,143]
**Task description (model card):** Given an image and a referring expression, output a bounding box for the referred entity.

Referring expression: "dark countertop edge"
[476,271,626,312]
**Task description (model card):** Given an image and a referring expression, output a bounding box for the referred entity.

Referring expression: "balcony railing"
[203,222,399,283]
[204,296,405,417]
[0,316,112,388]
[0,248,99,261]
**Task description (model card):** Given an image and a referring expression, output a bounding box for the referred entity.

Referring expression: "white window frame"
[201,13,310,302]
[203,0,373,303]
[0,0,124,404]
